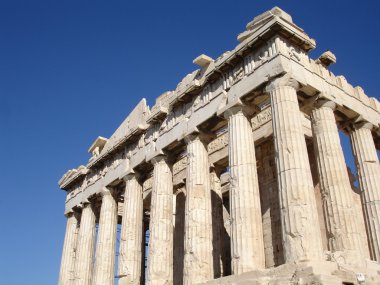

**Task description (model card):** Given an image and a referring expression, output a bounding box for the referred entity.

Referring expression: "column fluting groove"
[268,81,323,262]
[58,212,79,285]
[311,102,365,263]
[147,155,173,285]
[73,203,96,285]
[225,106,265,274]
[350,123,380,261]
[118,174,143,285]
[183,134,213,285]
[93,188,118,285]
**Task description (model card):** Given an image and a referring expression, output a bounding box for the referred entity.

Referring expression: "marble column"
[147,155,173,285]
[58,211,79,285]
[210,170,223,278]
[74,202,96,285]
[184,134,213,285]
[118,174,143,285]
[311,100,364,261]
[350,122,380,261]
[224,106,265,274]
[93,188,118,285]
[266,77,323,262]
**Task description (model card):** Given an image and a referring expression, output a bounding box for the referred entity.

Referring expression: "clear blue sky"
[1,1,379,284]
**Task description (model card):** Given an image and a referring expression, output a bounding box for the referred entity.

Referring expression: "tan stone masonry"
[58,7,380,285]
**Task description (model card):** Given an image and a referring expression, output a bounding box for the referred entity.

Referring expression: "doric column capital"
[122,172,141,182]
[99,187,114,197]
[184,131,214,146]
[65,208,82,219]
[265,74,300,93]
[353,121,374,131]
[78,199,92,209]
[224,105,243,118]
[151,154,168,166]
[218,97,257,119]
[314,99,336,110]
[64,209,76,218]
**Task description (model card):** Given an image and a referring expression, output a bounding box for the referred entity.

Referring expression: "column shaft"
[184,135,213,285]
[312,104,364,261]
[351,124,380,261]
[74,203,96,285]
[269,82,323,262]
[93,189,118,285]
[118,174,143,285]
[147,156,173,285]
[226,107,265,274]
[58,213,79,285]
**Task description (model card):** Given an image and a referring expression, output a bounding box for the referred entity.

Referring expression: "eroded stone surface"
[226,106,265,273]
[147,156,173,285]
[92,189,118,285]
[58,212,79,285]
[184,134,214,285]
[351,123,380,262]
[118,174,143,284]
[267,78,324,262]
[73,203,96,285]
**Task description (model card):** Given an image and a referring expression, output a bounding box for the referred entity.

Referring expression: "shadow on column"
[173,192,185,285]
[256,140,284,267]
[222,194,231,276]
[211,190,223,278]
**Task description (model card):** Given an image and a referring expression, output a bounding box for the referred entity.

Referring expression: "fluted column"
[147,155,173,285]
[118,174,143,285]
[74,202,96,285]
[266,77,323,262]
[350,122,380,261]
[58,211,79,285]
[93,188,118,285]
[225,106,265,274]
[184,134,213,285]
[311,100,365,262]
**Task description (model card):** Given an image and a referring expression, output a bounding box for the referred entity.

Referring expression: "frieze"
[251,107,272,131]
[276,37,307,65]
[208,129,228,154]
[193,83,213,111]
[223,63,244,90]
[144,123,160,154]
[243,38,278,77]
[173,155,187,176]
[159,102,191,136]
[65,182,83,202]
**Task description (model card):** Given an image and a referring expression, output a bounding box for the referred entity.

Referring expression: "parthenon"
[57,7,380,285]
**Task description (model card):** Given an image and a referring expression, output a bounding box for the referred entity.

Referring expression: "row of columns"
[59,78,380,285]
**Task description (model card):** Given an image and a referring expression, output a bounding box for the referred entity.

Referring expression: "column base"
[199,260,380,285]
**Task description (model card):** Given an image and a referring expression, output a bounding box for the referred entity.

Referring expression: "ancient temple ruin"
[57,7,380,285]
